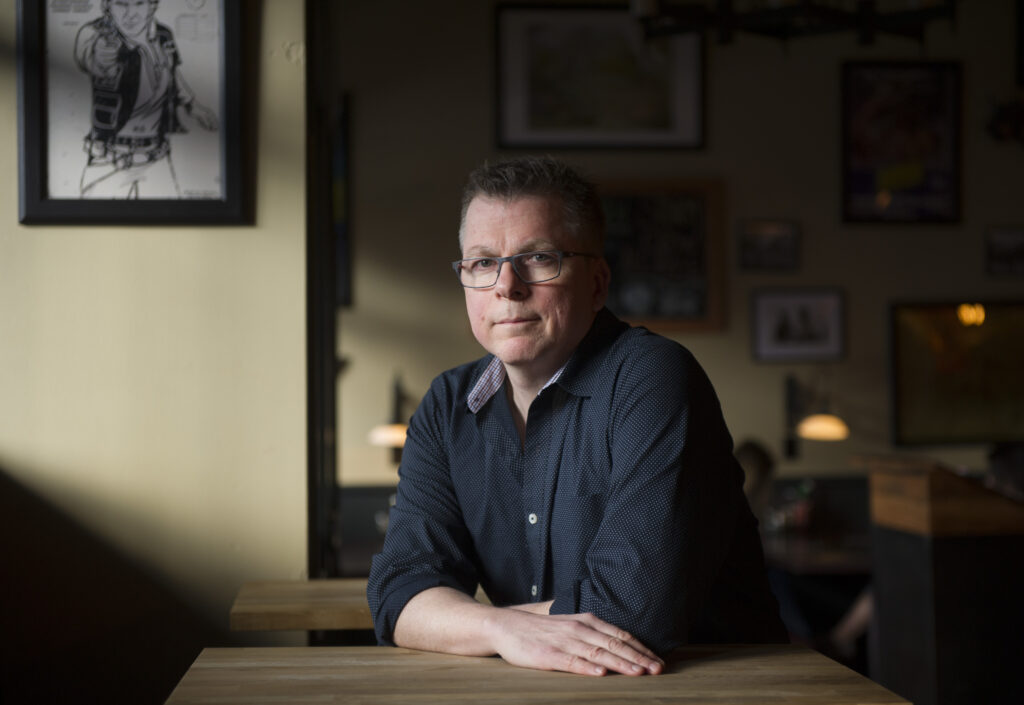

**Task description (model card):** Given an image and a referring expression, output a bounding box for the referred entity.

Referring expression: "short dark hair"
[458,156,605,251]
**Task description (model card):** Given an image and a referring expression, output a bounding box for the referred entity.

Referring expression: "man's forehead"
[463,196,567,251]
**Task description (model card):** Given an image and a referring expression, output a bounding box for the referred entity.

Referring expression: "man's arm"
[548,338,762,651]
[393,586,663,676]
[74,21,121,79]
[173,68,219,131]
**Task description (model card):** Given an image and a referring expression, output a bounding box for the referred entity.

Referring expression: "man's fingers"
[491,608,663,677]
[574,613,664,672]
[562,652,607,677]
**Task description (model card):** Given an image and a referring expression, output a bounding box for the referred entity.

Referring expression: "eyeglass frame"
[451,250,600,288]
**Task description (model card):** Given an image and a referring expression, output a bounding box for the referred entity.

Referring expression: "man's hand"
[187,102,219,131]
[92,31,124,80]
[487,608,664,677]
[393,587,664,677]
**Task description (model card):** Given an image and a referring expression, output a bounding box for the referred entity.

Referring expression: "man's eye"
[469,258,496,271]
[525,252,555,264]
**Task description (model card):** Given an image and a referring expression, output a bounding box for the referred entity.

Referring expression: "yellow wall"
[334,0,1024,485]
[0,0,307,632]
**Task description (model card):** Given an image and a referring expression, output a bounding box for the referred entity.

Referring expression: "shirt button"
[531,584,538,597]
[528,513,538,525]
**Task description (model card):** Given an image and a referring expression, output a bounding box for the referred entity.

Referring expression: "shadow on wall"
[0,468,226,705]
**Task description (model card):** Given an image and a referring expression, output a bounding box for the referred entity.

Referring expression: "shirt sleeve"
[548,339,754,652]
[366,378,480,646]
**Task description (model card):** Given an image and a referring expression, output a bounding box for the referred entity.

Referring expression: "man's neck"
[502,358,567,445]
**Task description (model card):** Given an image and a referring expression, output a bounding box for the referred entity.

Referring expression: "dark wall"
[0,470,225,705]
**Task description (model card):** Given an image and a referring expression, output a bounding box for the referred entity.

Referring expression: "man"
[73,0,218,198]
[368,157,786,676]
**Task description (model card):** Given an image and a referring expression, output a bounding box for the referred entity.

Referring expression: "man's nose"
[493,259,528,299]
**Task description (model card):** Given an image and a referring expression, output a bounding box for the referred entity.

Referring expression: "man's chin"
[488,339,541,367]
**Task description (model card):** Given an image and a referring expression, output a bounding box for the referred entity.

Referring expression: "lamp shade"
[368,423,408,448]
[796,413,850,441]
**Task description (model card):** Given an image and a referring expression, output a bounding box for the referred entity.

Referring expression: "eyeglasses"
[451,250,599,288]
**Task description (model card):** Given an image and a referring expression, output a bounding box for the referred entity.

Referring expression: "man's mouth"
[496,316,539,325]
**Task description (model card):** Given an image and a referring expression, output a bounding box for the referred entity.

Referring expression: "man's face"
[461,195,609,379]
[108,0,158,39]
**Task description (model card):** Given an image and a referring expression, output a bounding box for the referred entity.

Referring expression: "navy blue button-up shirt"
[368,309,786,652]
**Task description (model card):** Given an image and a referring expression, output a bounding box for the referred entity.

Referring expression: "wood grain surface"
[870,466,1024,537]
[166,644,910,704]
[229,579,373,631]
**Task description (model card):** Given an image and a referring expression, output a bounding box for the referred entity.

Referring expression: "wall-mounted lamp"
[367,374,412,464]
[784,373,849,459]
[957,302,986,326]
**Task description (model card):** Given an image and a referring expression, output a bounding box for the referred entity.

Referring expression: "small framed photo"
[17,0,249,224]
[601,181,725,332]
[738,219,801,272]
[496,4,704,149]
[842,61,961,223]
[985,226,1024,276]
[752,289,845,362]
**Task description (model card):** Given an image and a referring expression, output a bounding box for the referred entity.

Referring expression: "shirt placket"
[521,404,552,602]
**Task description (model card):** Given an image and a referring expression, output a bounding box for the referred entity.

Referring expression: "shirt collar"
[547,308,631,399]
[467,356,570,414]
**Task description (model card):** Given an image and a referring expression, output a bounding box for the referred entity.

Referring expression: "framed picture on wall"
[751,289,845,362]
[841,61,961,223]
[737,219,801,272]
[1017,0,1024,87]
[16,0,250,225]
[985,225,1024,276]
[496,4,704,148]
[600,181,725,332]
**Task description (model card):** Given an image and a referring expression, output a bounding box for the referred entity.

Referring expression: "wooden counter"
[230,579,490,632]
[166,644,909,704]
[230,579,373,631]
[870,462,1024,537]
[867,461,1024,704]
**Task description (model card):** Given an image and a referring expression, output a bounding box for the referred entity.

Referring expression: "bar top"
[229,578,373,631]
[166,644,909,704]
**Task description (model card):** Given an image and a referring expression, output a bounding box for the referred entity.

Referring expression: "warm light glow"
[957,303,985,326]
[796,413,850,441]
[368,423,408,448]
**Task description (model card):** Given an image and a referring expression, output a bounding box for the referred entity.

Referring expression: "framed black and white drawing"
[496,4,704,149]
[752,289,845,362]
[17,0,248,224]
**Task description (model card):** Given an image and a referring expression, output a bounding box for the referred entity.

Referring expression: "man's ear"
[591,258,611,312]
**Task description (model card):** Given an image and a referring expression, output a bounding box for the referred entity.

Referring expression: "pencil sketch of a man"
[73,0,218,198]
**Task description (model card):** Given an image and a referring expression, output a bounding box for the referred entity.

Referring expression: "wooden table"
[230,579,490,632]
[230,579,373,631]
[166,644,910,704]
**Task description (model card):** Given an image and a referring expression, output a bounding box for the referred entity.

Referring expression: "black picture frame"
[985,225,1024,276]
[737,219,801,272]
[841,61,961,223]
[600,181,725,332]
[890,300,1024,445]
[495,3,704,149]
[16,0,250,225]
[751,288,845,362]
[1017,0,1024,88]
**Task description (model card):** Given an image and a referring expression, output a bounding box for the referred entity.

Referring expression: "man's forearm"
[390,586,663,677]
[392,586,501,656]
